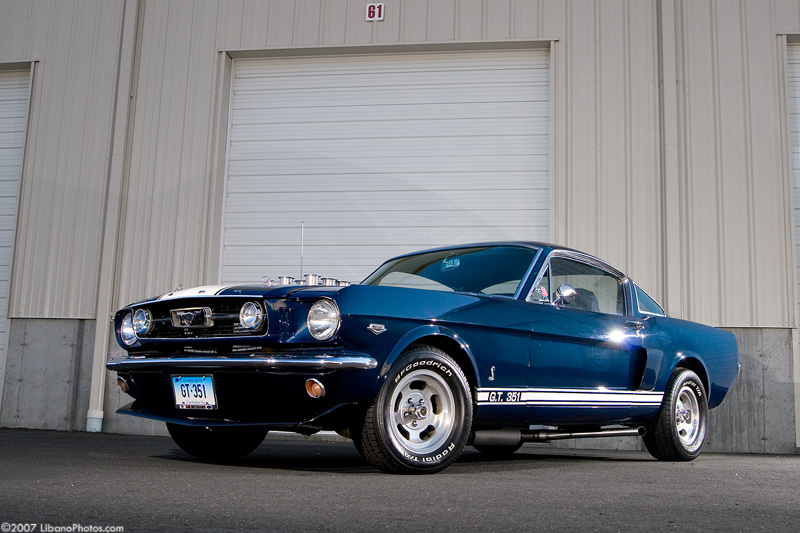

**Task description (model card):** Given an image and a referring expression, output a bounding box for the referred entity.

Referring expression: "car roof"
[383,241,581,262]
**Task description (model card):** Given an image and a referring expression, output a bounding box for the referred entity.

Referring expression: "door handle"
[625,321,645,332]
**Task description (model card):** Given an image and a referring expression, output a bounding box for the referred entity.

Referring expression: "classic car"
[107,242,739,474]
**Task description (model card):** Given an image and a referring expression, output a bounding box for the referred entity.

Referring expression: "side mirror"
[554,284,577,307]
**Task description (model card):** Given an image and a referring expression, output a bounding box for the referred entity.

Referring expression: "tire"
[359,346,473,474]
[166,423,268,461]
[473,442,523,456]
[643,368,708,461]
[336,425,365,455]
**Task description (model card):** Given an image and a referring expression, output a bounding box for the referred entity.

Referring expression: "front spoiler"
[106,353,378,372]
[117,401,359,434]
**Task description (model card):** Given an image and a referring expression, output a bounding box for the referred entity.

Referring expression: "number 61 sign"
[366,3,385,21]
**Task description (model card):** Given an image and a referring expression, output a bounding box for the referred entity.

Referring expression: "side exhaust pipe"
[472,426,646,447]
[522,426,646,443]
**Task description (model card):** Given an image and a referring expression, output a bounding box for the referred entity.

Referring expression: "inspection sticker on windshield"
[172,375,217,409]
[441,257,460,271]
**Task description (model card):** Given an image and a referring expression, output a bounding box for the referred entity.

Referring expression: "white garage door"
[222,50,549,284]
[0,70,29,366]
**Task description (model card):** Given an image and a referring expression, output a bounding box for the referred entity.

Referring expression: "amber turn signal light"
[305,379,325,398]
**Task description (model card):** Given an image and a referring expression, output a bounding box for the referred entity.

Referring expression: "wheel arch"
[407,335,479,396]
[672,355,710,397]
[381,326,480,398]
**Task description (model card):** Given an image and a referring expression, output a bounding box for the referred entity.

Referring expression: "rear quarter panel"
[648,316,739,408]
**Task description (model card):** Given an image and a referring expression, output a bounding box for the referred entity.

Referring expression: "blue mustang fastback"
[107,242,739,473]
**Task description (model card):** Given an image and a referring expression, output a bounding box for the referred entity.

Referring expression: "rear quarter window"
[635,284,665,316]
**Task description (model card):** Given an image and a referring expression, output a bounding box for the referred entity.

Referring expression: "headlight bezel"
[307,298,341,341]
[120,312,137,346]
[132,308,153,337]
[239,301,266,331]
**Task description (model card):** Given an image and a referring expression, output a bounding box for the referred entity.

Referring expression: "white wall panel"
[0,0,125,318]
[221,50,549,284]
[787,44,800,329]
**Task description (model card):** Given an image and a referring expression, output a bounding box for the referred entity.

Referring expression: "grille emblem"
[171,307,214,328]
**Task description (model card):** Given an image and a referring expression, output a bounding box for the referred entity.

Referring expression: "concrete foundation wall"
[0,319,94,431]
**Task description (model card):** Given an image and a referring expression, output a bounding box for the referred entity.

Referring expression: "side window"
[635,284,665,316]
[550,257,624,315]
[530,266,550,302]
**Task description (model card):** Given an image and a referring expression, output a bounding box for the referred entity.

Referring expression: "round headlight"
[132,308,152,336]
[239,301,265,330]
[307,299,340,340]
[120,313,137,346]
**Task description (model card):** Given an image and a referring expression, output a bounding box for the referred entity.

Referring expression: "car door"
[525,252,661,425]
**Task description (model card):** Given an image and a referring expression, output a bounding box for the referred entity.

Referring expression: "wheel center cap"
[403,394,428,422]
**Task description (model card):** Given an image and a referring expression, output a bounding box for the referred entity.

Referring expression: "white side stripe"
[476,388,663,407]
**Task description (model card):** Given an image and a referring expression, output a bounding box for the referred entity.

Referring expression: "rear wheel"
[166,423,268,461]
[644,368,708,461]
[359,346,473,474]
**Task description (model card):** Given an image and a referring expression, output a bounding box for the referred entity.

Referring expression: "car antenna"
[300,221,304,280]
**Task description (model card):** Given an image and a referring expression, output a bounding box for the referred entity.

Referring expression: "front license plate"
[172,375,217,410]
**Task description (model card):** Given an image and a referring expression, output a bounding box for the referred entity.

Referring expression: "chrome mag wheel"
[358,346,472,474]
[675,383,702,448]
[388,368,456,456]
[643,368,708,461]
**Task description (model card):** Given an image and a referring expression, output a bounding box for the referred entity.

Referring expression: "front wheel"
[166,423,268,461]
[359,347,473,474]
[644,368,708,461]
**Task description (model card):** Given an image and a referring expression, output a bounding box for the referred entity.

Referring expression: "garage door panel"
[225,189,549,212]
[227,155,548,175]
[226,171,548,194]
[232,94,548,117]
[233,71,542,94]
[223,222,547,247]
[224,240,543,277]
[0,70,28,369]
[232,118,549,143]
[234,52,548,75]
[0,148,22,164]
[0,118,26,134]
[222,51,549,283]
[223,208,548,229]
[229,136,547,160]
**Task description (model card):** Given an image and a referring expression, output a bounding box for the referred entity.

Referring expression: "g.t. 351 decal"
[477,388,664,407]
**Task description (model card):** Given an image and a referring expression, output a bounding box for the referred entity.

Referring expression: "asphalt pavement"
[1,428,798,532]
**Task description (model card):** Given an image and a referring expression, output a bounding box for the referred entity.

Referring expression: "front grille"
[135,298,267,339]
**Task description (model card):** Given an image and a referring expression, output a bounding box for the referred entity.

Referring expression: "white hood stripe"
[158,285,234,301]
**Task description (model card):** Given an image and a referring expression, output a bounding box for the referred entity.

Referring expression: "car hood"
[124,283,345,308]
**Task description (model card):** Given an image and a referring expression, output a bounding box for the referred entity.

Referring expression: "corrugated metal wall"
[2,0,799,330]
[670,0,794,328]
[0,0,125,319]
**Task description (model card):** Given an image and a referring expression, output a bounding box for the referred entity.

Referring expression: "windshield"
[363,245,539,296]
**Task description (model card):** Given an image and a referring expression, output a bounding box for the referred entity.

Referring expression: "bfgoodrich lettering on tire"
[359,346,473,474]
[644,368,708,461]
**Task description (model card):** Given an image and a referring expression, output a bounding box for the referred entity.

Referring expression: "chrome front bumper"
[107,353,378,372]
